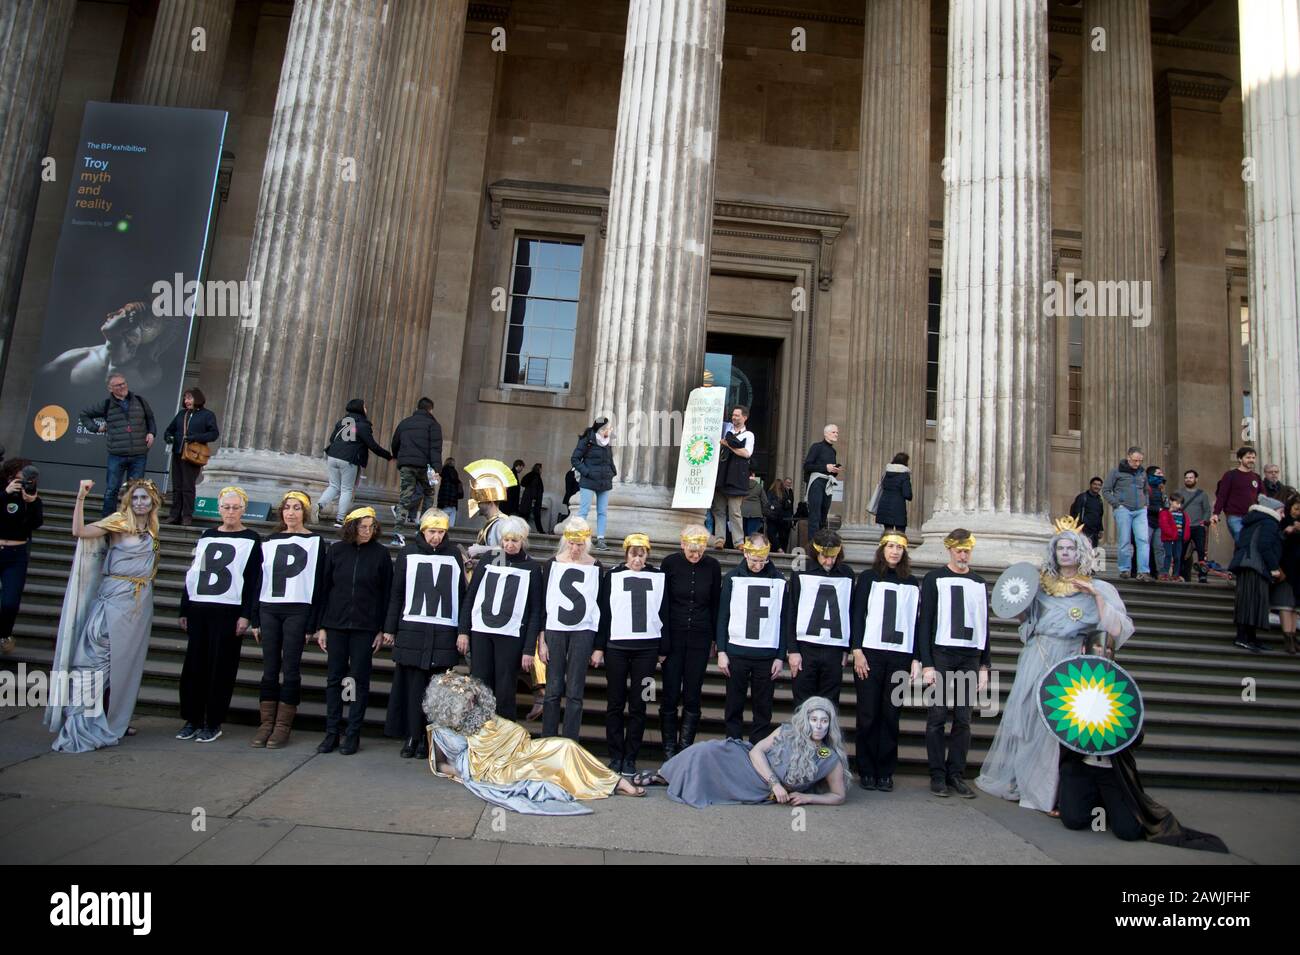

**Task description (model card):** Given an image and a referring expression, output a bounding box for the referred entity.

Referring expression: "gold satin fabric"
[466,718,620,799]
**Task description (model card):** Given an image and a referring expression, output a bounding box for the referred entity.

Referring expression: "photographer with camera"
[0,458,43,654]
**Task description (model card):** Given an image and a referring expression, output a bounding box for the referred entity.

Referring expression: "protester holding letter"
[784,528,853,708]
[539,517,608,740]
[163,387,219,526]
[849,533,921,792]
[385,508,465,758]
[177,487,262,744]
[463,516,544,719]
[314,507,393,755]
[660,525,721,755]
[599,534,669,776]
[248,491,326,749]
[717,532,786,743]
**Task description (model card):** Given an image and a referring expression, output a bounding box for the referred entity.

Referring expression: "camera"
[19,464,38,496]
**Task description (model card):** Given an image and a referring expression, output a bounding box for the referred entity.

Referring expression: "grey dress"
[660,737,842,808]
[45,534,158,752]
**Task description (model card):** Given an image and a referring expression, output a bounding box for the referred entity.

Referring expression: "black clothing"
[725,655,774,744]
[323,405,391,469]
[163,407,219,449]
[390,410,443,469]
[1070,489,1105,535]
[180,604,244,729]
[925,647,976,783]
[784,562,854,706]
[916,566,990,670]
[437,464,464,509]
[79,392,156,457]
[661,551,721,649]
[661,642,710,727]
[715,429,752,497]
[803,440,837,480]
[850,567,921,781]
[597,562,669,652]
[520,471,545,532]
[571,430,617,492]
[252,531,327,706]
[1058,758,1143,841]
[249,532,328,630]
[460,550,544,653]
[325,628,375,736]
[385,535,465,670]
[1280,516,1300,605]
[875,465,912,530]
[716,560,787,661]
[0,491,42,541]
[1230,507,1284,576]
[470,631,526,720]
[605,646,658,765]
[0,543,31,641]
[169,456,202,522]
[764,486,794,551]
[317,538,393,632]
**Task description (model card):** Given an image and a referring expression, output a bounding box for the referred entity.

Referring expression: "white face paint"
[808,709,830,741]
[130,488,152,515]
[1055,536,1078,570]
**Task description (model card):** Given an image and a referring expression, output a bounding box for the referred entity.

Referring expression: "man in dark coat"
[803,424,842,537]
[1070,476,1105,547]
[389,397,443,526]
[79,373,157,517]
[711,406,755,549]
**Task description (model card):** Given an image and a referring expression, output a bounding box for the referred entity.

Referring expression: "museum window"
[1068,314,1083,433]
[926,272,940,423]
[501,236,583,393]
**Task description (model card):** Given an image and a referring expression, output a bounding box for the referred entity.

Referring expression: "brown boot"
[1285,632,1297,656]
[266,703,297,748]
[251,700,277,747]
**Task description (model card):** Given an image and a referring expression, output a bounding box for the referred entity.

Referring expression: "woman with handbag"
[163,388,219,526]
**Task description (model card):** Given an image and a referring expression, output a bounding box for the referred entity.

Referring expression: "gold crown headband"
[943,533,976,550]
[681,532,709,546]
[344,505,377,523]
[811,542,841,558]
[623,533,651,551]
[879,533,909,549]
[419,509,449,532]
[218,485,248,505]
[1052,515,1084,535]
[281,490,311,511]
[563,527,592,542]
[741,540,771,559]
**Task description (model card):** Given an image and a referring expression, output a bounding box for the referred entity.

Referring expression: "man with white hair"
[803,424,842,537]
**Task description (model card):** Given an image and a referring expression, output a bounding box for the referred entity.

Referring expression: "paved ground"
[1,706,1296,864]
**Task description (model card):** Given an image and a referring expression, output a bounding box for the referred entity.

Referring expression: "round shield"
[992,562,1040,619]
[1037,654,1144,756]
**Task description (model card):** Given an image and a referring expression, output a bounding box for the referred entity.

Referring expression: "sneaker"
[195,727,223,743]
[1135,574,1155,582]
[948,777,977,799]
[390,504,404,526]
[1250,641,1272,653]
[390,532,405,548]
[929,779,950,798]
[333,519,344,529]
[622,760,638,778]
[309,502,321,524]
[859,776,878,791]
[597,537,608,550]
[1233,638,1260,653]
[608,758,625,775]
[175,721,198,740]
[876,776,894,792]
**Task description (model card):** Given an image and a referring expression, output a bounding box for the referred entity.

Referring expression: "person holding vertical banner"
[539,517,607,740]
[785,528,854,708]
[385,508,465,758]
[917,529,989,798]
[463,516,544,720]
[600,534,670,778]
[177,487,262,743]
[849,532,921,792]
[716,532,786,744]
[660,525,721,755]
[248,490,326,749]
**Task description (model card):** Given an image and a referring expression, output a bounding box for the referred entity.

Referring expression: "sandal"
[616,779,646,797]
[125,725,138,737]
[631,771,664,788]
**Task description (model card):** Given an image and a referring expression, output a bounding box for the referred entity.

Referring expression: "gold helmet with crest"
[464,459,517,518]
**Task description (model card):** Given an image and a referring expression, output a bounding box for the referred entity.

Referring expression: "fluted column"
[589,0,725,538]
[1081,0,1162,490]
[204,0,387,498]
[1239,0,1300,480]
[922,0,1053,565]
[350,0,468,494]
[842,0,929,546]
[134,0,236,108]
[0,0,75,386]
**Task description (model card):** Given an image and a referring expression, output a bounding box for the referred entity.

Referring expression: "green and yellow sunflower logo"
[1037,656,1143,755]
[684,434,714,466]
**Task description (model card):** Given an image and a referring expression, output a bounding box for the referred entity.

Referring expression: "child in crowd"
[1158,493,1191,581]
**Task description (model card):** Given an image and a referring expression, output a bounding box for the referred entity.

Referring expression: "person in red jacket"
[1158,494,1192,581]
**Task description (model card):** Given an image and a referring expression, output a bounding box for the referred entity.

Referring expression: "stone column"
[588,0,725,539]
[203,0,387,499]
[921,0,1053,566]
[1239,0,1300,480]
[0,0,75,387]
[1080,0,1163,491]
[841,0,929,550]
[133,0,236,108]
[350,0,468,497]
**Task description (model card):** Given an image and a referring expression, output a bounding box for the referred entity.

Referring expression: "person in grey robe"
[976,522,1134,812]
[45,477,161,752]
[649,696,849,808]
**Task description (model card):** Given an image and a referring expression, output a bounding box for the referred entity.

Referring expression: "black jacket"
[715,429,752,497]
[1070,489,1105,533]
[519,470,544,510]
[390,411,443,469]
[164,408,219,455]
[716,560,787,660]
[661,551,722,650]
[317,538,394,632]
[79,392,156,458]
[460,550,544,653]
[1280,516,1300,600]
[803,440,837,480]
[0,491,43,542]
[385,535,465,669]
[875,464,912,528]
[571,430,617,492]
[1230,507,1284,575]
[437,464,464,508]
[324,401,391,469]
[783,560,855,651]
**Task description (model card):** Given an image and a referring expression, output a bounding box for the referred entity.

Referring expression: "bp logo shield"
[1037,654,1143,756]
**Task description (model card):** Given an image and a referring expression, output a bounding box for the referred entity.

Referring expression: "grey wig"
[423,672,497,737]
[1044,529,1100,578]
[767,697,849,788]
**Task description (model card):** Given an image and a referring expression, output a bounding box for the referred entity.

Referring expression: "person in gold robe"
[424,672,644,814]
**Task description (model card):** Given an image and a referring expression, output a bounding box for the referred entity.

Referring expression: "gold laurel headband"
[741,541,771,558]
[943,534,976,550]
[623,533,651,550]
[219,486,248,505]
[344,505,377,523]
[681,532,709,545]
[281,490,311,510]
[879,533,909,549]
[419,510,450,532]
[811,542,841,558]
[563,527,593,542]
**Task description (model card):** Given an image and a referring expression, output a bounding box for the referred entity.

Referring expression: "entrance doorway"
[704,332,782,484]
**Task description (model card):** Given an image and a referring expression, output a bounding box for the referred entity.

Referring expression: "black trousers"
[525,498,546,534]
[542,629,595,740]
[385,662,450,738]
[765,517,791,552]
[469,631,523,720]
[661,639,711,718]
[724,654,775,744]
[925,648,978,782]
[854,650,910,780]
[324,628,374,736]
[180,604,244,729]
[792,642,845,709]
[0,543,30,640]
[807,480,831,536]
[1182,525,1208,580]
[605,645,658,764]
[1058,759,1143,840]
[257,605,310,705]
[169,455,202,521]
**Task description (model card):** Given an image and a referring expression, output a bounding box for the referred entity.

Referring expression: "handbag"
[866,474,884,515]
[182,441,210,466]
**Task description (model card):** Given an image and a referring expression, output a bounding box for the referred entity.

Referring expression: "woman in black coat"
[1229,497,1284,654]
[436,457,464,526]
[874,452,913,533]
[764,477,794,552]
[570,417,617,547]
[1274,498,1300,654]
[519,463,546,534]
[163,387,219,525]
[384,509,466,756]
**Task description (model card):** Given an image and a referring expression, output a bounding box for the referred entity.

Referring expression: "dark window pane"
[503,354,520,384]
[511,266,533,296]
